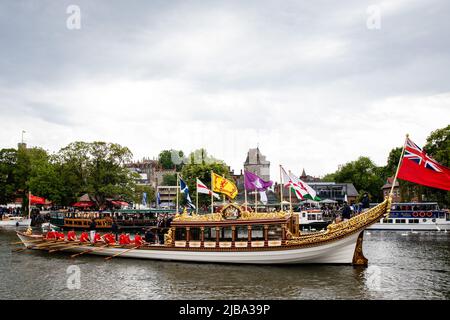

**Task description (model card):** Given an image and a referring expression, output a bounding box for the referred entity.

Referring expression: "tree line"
[322,125,449,206]
[0,142,139,209]
[1,125,448,211]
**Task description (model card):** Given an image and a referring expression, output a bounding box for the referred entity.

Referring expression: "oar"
[33,240,62,248]
[70,244,109,258]
[48,242,84,253]
[12,247,31,253]
[10,239,43,245]
[13,240,58,252]
[104,246,140,261]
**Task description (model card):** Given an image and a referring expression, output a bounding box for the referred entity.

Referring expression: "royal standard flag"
[211,172,238,199]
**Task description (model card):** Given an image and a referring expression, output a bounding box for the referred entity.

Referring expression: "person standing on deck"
[342,202,351,221]
[111,220,119,241]
[89,219,97,243]
[361,193,370,213]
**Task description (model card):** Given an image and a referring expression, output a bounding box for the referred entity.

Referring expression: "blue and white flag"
[156,192,161,206]
[142,192,147,207]
[179,177,196,209]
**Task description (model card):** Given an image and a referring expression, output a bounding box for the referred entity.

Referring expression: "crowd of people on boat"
[0,206,22,218]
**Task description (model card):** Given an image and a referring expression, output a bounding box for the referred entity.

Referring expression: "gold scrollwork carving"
[287,198,391,246]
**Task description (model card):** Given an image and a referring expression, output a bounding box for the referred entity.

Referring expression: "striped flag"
[197,178,220,200]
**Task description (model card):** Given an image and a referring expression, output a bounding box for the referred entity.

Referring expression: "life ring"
[426,212,433,217]
[412,212,419,218]
[419,212,426,218]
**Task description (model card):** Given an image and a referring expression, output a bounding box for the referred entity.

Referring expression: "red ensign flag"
[397,137,450,191]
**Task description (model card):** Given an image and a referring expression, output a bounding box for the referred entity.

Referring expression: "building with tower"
[243,147,270,181]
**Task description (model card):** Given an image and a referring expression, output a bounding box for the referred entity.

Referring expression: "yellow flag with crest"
[211,172,238,199]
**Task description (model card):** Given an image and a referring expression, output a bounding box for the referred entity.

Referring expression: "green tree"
[422,125,450,206]
[424,125,449,167]
[158,149,185,170]
[181,154,231,209]
[187,148,222,165]
[56,142,137,208]
[332,156,385,202]
[0,148,18,204]
[321,172,336,182]
[132,184,156,207]
[14,146,52,213]
[28,154,65,205]
[162,173,177,186]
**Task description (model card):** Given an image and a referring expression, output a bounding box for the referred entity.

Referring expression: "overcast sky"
[1,0,449,180]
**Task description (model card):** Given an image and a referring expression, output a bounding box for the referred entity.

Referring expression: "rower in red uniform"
[56,231,65,240]
[104,233,116,245]
[79,232,90,243]
[119,232,128,245]
[67,229,77,241]
[93,233,103,243]
[45,230,56,240]
[134,233,143,246]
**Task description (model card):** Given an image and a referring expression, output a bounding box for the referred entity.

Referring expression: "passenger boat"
[294,209,330,231]
[366,202,450,231]
[49,211,113,230]
[16,198,392,265]
[0,215,31,227]
[48,209,172,231]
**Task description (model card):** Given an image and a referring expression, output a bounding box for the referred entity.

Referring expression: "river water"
[0,228,449,300]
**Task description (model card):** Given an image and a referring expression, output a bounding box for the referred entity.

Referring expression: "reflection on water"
[0,228,449,300]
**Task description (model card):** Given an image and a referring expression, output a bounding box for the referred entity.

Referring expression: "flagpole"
[176,173,179,214]
[210,171,214,214]
[288,170,293,213]
[28,191,31,220]
[279,165,284,211]
[255,190,258,213]
[389,134,409,197]
[196,178,199,214]
[243,170,248,212]
[222,174,227,206]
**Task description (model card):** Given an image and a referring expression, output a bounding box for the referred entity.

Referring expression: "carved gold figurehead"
[164,228,173,245]
[286,197,392,245]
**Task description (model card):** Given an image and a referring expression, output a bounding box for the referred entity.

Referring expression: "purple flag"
[244,170,273,191]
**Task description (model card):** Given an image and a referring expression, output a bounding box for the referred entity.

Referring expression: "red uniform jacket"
[79,232,90,242]
[94,233,103,243]
[46,231,56,239]
[134,235,143,246]
[119,234,130,245]
[67,231,77,241]
[104,234,115,245]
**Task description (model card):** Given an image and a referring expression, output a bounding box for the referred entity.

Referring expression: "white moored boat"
[16,199,391,265]
[366,202,450,231]
[0,215,31,227]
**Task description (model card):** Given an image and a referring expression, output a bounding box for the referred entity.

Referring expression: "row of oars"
[11,239,141,260]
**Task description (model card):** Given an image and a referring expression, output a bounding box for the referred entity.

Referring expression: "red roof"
[30,194,46,205]
[72,201,95,207]
[111,200,129,206]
